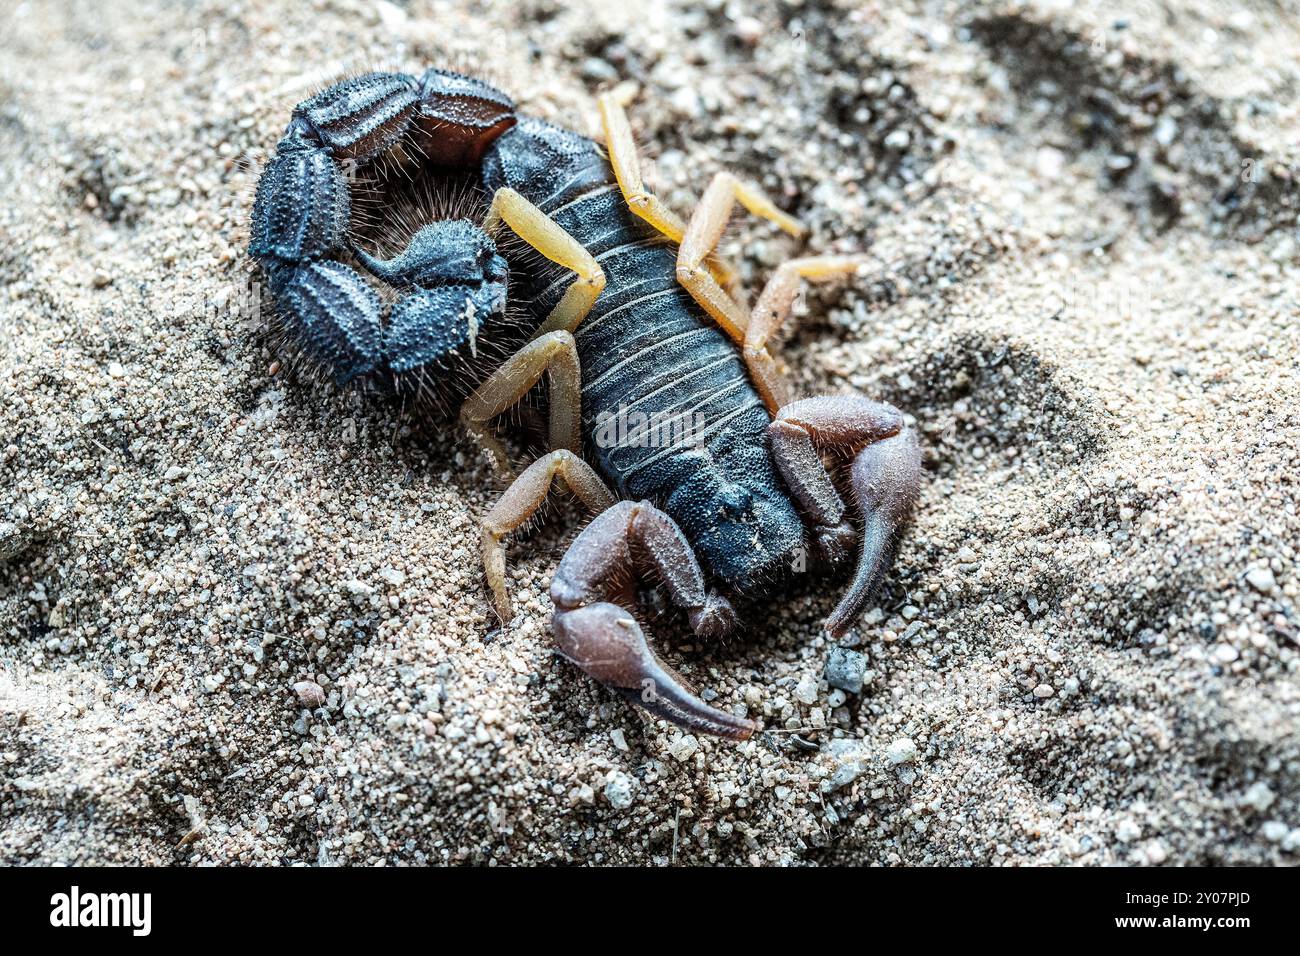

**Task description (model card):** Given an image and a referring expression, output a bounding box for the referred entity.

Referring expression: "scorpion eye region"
[416,68,517,166]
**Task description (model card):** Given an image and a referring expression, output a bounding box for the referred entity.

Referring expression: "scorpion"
[249,69,921,740]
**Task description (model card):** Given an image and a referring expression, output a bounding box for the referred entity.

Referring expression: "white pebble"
[886,737,917,765]
[794,673,819,705]
[604,771,635,809]
[1212,644,1239,664]
[1243,781,1275,812]
[668,734,698,762]
[1115,818,1141,842]
[1245,566,1277,595]
[884,129,910,151]
[1261,821,1288,842]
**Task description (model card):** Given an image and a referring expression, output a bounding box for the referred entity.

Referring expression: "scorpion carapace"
[249,68,922,741]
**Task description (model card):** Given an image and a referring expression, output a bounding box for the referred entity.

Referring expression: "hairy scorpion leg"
[458,187,607,468]
[768,396,921,637]
[746,255,874,411]
[675,172,809,345]
[481,187,606,337]
[481,450,615,621]
[550,501,757,740]
[597,85,738,295]
[463,188,616,618]
[458,331,584,470]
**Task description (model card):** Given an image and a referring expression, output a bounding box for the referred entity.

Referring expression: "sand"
[1,0,1298,865]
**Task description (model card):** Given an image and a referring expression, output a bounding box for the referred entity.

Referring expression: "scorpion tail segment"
[272,261,384,386]
[825,426,923,639]
[249,135,351,264]
[384,282,506,378]
[288,72,421,163]
[415,69,517,167]
[354,219,509,290]
[553,603,757,741]
[549,501,756,740]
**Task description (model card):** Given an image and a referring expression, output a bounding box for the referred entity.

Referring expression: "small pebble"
[733,16,764,47]
[1243,781,1275,812]
[793,673,819,705]
[1212,643,1239,664]
[1260,821,1288,842]
[828,758,864,791]
[825,647,868,695]
[581,58,617,83]
[668,734,699,762]
[293,680,326,708]
[604,771,635,809]
[1245,566,1277,595]
[884,129,910,151]
[886,737,917,765]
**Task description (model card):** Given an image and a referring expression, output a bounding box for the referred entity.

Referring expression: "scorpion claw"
[548,502,757,739]
[825,426,923,638]
[553,602,757,740]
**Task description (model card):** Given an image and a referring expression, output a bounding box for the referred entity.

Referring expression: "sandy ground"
[1,0,1298,865]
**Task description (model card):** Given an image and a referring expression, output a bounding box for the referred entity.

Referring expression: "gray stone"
[825,646,868,694]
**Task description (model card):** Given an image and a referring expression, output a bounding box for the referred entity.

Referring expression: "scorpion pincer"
[249,69,922,741]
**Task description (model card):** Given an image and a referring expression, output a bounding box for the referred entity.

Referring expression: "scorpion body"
[485,117,805,594]
[250,69,922,740]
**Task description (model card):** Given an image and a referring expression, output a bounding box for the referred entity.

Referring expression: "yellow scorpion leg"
[676,172,809,346]
[745,255,873,412]
[597,84,739,295]
[482,187,606,338]
[480,450,615,622]
[458,330,584,472]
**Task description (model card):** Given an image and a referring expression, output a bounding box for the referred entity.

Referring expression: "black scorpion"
[249,69,922,740]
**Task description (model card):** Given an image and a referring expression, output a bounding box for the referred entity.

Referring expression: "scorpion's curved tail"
[247,69,517,390]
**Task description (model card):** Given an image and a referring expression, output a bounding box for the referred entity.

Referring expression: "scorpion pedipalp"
[549,502,757,740]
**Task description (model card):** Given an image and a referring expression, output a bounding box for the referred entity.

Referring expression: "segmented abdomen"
[524,186,769,503]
